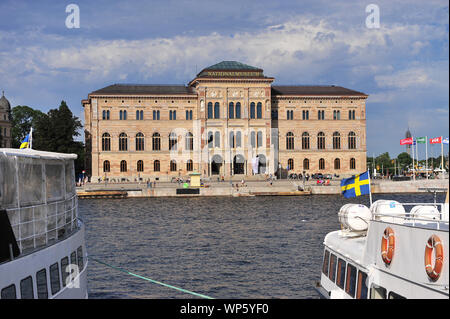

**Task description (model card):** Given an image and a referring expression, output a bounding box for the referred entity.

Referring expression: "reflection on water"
[79,193,445,299]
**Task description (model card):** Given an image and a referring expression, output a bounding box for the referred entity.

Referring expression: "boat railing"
[371,202,449,230]
[5,194,79,253]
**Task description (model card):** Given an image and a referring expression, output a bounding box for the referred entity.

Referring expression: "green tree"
[376,152,391,174]
[397,152,412,171]
[11,105,46,148]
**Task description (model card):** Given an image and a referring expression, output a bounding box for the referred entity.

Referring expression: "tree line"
[11,101,85,176]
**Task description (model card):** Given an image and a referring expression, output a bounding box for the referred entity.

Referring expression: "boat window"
[61,257,69,287]
[336,258,346,289]
[356,271,368,299]
[322,250,330,276]
[388,291,406,299]
[1,284,16,299]
[345,264,357,298]
[77,246,84,271]
[328,254,337,282]
[20,276,34,299]
[370,284,387,299]
[50,262,61,295]
[36,269,48,299]
[70,251,77,266]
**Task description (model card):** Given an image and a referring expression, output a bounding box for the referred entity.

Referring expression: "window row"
[102,109,193,121]
[286,132,357,150]
[103,160,193,173]
[1,246,83,299]
[271,109,358,120]
[286,158,356,170]
[102,132,194,152]
[207,102,264,119]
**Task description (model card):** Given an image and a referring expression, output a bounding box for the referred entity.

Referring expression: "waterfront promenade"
[77,177,449,198]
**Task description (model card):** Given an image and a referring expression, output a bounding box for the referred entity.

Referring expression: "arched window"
[333,132,341,149]
[334,158,340,170]
[169,132,177,150]
[119,133,128,151]
[235,102,241,119]
[153,110,160,120]
[102,133,111,151]
[286,132,294,150]
[102,110,106,120]
[119,110,123,120]
[136,110,143,120]
[185,132,193,151]
[257,102,262,119]
[214,131,220,148]
[318,110,324,120]
[302,132,310,150]
[236,131,242,147]
[137,160,144,172]
[229,102,234,119]
[349,110,355,120]
[152,132,161,151]
[214,102,220,119]
[303,158,310,170]
[251,131,256,148]
[186,160,193,172]
[169,110,176,120]
[333,110,340,120]
[257,131,263,147]
[250,102,256,119]
[350,158,356,170]
[120,160,127,172]
[154,160,160,172]
[317,132,326,150]
[348,132,357,149]
[136,132,145,151]
[208,131,213,148]
[170,160,177,172]
[229,131,235,148]
[207,102,213,119]
[319,158,325,170]
[103,160,110,172]
[288,158,294,170]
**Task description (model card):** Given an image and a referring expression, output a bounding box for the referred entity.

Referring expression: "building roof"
[90,84,196,96]
[0,91,11,111]
[196,61,265,78]
[271,85,367,97]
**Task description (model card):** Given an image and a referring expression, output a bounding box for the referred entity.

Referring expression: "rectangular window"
[389,291,406,299]
[20,276,34,299]
[328,254,337,282]
[36,269,48,299]
[356,271,368,299]
[50,262,61,295]
[322,250,330,276]
[345,263,357,298]
[370,284,387,299]
[1,284,16,299]
[77,246,84,271]
[336,258,346,289]
[61,257,69,287]
[70,251,77,266]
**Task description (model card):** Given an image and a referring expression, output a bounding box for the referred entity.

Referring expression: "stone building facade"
[0,91,12,148]
[82,61,368,182]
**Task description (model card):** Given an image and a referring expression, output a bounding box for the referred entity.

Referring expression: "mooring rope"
[88,256,214,299]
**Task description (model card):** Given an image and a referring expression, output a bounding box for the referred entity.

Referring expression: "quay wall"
[77,179,448,198]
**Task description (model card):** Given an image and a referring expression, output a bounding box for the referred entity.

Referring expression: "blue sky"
[0,0,448,158]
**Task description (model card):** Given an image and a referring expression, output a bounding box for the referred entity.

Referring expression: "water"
[79,193,446,299]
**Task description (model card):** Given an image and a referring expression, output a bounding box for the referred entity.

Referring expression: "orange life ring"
[381,227,395,265]
[425,235,444,281]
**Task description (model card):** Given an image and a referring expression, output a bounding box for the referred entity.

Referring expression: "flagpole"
[367,169,373,207]
[441,136,444,171]
[30,127,33,149]
[425,136,428,180]
[412,136,415,181]
[416,138,418,172]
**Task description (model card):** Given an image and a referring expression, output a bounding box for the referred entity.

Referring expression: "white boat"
[0,148,88,299]
[316,190,449,299]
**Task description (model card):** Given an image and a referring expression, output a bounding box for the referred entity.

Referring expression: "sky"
[0,0,448,158]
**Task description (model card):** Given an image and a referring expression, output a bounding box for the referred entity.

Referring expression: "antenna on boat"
[368,169,373,207]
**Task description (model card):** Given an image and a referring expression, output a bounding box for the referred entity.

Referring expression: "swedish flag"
[19,134,30,149]
[340,171,371,198]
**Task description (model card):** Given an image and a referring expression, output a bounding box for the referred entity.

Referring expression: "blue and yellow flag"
[340,171,371,198]
[19,134,30,149]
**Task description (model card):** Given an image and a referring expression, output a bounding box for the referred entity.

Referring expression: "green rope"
[89,256,214,299]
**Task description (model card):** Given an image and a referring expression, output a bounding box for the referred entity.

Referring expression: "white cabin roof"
[324,230,367,266]
[0,148,77,160]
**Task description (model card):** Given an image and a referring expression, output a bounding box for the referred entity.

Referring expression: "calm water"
[79,193,446,299]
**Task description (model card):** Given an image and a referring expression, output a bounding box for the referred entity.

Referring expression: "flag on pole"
[443,137,449,145]
[400,137,413,145]
[430,137,442,144]
[416,137,426,144]
[19,131,32,149]
[340,171,371,198]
